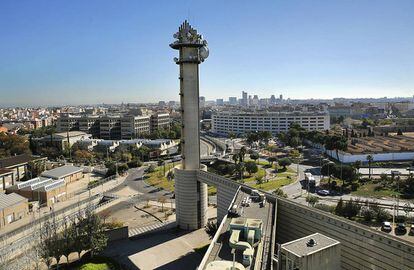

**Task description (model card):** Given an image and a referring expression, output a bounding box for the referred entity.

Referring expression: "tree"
[256,175,264,187]
[236,162,245,181]
[306,195,319,207]
[80,208,108,257]
[272,189,287,198]
[158,197,167,212]
[39,219,59,269]
[366,155,374,179]
[73,150,93,163]
[250,152,260,164]
[267,156,277,167]
[232,153,239,164]
[239,146,247,162]
[278,158,292,170]
[380,173,389,188]
[245,161,258,176]
[361,208,376,222]
[0,133,31,158]
[397,129,403,136]
[353,160,362,181]
[342,199,361,219]
[60,218,77,267]
[376,208,391,222]
[335,198,344,216]
[324,135,348,162]
[205,220,218,239]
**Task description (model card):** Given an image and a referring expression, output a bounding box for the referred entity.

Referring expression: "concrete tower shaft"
[170,21,209,230]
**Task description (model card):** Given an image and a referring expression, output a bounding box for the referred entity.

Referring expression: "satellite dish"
[199,46,209,60]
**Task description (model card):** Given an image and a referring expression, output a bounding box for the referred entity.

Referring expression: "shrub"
[205,220,218,239]
[147,164,156,173]
[361,207,376,222]
[306,195,319,207]
[376,208,391,222]
[314,204,335,213]
[272,189,287,198]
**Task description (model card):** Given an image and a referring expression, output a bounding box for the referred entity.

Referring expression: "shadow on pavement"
[103,228,204,270]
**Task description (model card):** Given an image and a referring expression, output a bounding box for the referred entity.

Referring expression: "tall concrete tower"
[170,21,209,230]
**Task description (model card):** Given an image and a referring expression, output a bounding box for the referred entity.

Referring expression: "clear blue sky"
[0,0,413,106]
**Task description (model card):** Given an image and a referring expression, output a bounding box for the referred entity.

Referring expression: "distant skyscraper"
[158,101,166,106]
[242,91,248,106]
[270,95,276,104]
[280,94,283,100]
[199,96,206,108]
[229,97,237,105]
[216,99,224,106]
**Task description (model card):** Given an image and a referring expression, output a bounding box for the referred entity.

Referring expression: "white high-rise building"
[211,110,330,135]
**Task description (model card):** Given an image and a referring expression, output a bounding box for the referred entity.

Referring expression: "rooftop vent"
[306,239,317,247]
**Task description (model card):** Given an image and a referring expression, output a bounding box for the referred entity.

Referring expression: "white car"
[317,189,330,196]
[382,221,392,232]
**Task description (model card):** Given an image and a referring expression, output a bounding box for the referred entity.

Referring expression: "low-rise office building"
[150,113,170,132]
[0,193,28,229]
[6,177,67,206]
[0,168,14,192]
[56,112,170,139]
[0,154,47,182]
[211,110,330,135]
[121,115,151,139]
[40,165,83,183]
[33,131,92,151]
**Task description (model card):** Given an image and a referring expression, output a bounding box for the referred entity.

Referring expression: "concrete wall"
[0,200,28,228]
[276,199,414,270]
[63,171,83,183]
[326,149,414,163]
[197,170,239,223]
[175,168,206,230]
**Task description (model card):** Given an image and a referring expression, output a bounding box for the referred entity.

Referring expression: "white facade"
[211,111,330,135]
[326,149,414,164]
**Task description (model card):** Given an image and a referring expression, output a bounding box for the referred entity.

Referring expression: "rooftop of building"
[51,131,90,138]
[12,177,66,192]
[0,154,45,168]
[281,233,340,257]
[0,193,27,210]
[202,188,274,270]
[41,165,83,179]
[213,110,328,116]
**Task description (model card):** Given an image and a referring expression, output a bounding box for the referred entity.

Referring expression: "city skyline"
[1,0,414,106]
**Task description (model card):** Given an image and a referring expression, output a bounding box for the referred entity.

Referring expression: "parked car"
[409,225,414,236]
[381,221,392,232]
[396,223,407,234]
[316,189,330,196]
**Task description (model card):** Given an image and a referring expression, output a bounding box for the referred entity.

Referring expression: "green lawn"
[146,164,175,191]
[79,263,111,270]
[146,164,217,195]
[243,167,266,182]
[248,176,293,191]
[71,256,121,270]
[351,182,401,198]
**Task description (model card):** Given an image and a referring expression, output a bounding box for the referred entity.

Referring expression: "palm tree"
[232,154,239,164]
[228,132,236,150]
[239,146,247,162]
[366,155,373,179]
[353,160,361,182]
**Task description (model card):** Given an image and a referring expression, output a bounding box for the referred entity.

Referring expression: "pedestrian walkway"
[128,220,176,237]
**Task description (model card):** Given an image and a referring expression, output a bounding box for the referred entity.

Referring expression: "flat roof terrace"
[203,189,274,270]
